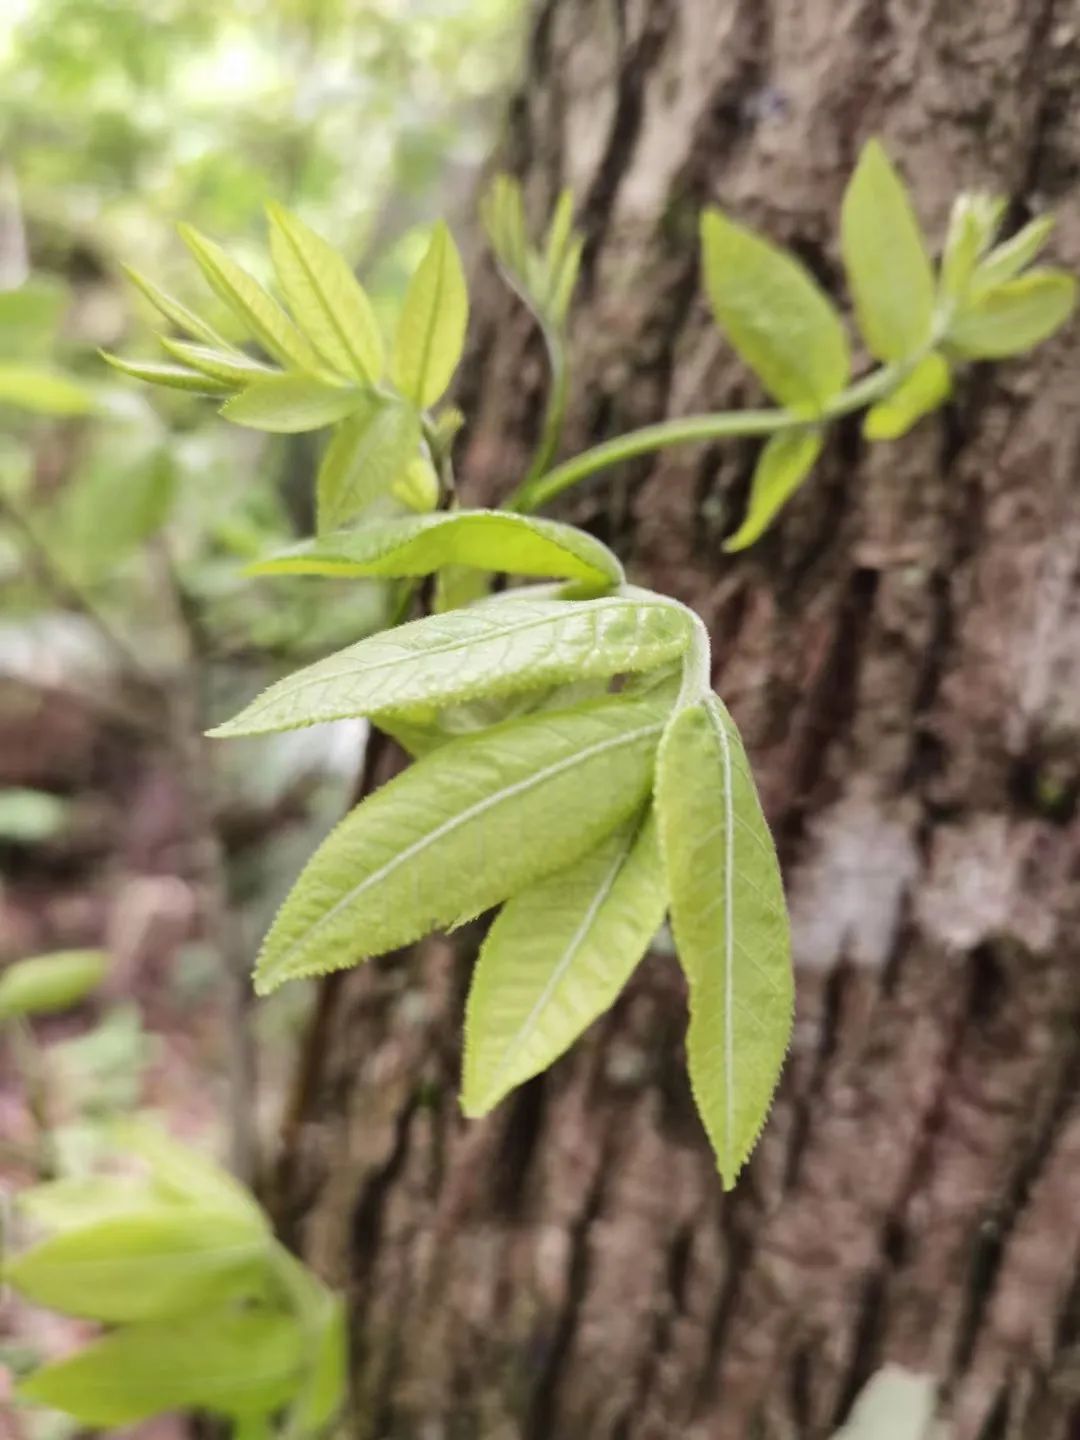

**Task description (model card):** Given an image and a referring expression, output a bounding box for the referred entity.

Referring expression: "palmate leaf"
[267,202,384,383]
[656,695,792,1187]
[254,688,674,993]
[209,595,690,737]
[700,210,849,413]
[841,140,935,362]
[863,353,950,440]
[221,373,366,432]
[392,221,468,407]
[0,949,108,1021]
[17,1305,303,1427]
[4,1205,269,1321]
[248,510,624,589]
[463,807,666,1115]
[723,427,823,552]
[947,271,1076,358]
[316,396,422,531]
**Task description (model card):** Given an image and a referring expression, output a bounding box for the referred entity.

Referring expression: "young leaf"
[700,210,849,413]
[316,396,422,531]
[17,1177,153,1231]
[863,353,950,440]
[0,950,108,1021]
[248,510,624,589]
[160,338,273,386]
[267,202,384,383]
[101,352,231,395]
[0,365,96,414]
[947,271,1076,358]
[463,808,666,1115]
[841,139,936,361]
[122,265,233,349]
[17,1306,303,1426]
[656,694,793,1187]
[221,373,366,432]
[254,688,674,992]
[178,224,322,371]
[111,1118,267,1225]
[391,454,441,512]
[939,193,1005,302]
[209,595,689,737]
[4,1206,270,1321]
[724,428,823,552]
[391,221,468,408]
[973,215,1055,293]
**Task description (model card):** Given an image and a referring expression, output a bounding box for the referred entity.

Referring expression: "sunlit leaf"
[841,139,935,361]
[939,193,1005,302]
[221,373,366,432]
[267,202,384,383]
[463,808,666,1115]
[656,695,793,1187]
[0,950,108,1022]
[101,352,230,395]
[0,364,96,414]
[160,338,273,387]
[724,427,823,552]
[947,271,1076,358]
[700,210,849,412]
[392,221,468,408]
[110,1118,268,1225]
[973,215,1056,294]
[863,353,951,440]
[123,265,233,349]
[254,688,675,992]
[315,395,422,531]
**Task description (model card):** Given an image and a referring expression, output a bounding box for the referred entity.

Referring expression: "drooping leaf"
[101,352,230,395]
[723,427,823,552]
[4,1206,269,1321]
[17,1306,303,1426]
[209,595,689,737]
[863,353,951,440]
[267,202,384,383]
[463,808,666,1115]
[656,694,793,1187]
[178,224,322,371]
[841,139,936,361]
[248,510,623,590]
[123,265,232,348]
[947,271,1076,358]
[0,364,97,414]
[700,210,849,413]
[0,950,108,1022]
[254,688,674,993]
[391,221,468,408]
[221,373,366,432]
[973,215,1055,294]
[316,397,422,531]
[160,338,273,387]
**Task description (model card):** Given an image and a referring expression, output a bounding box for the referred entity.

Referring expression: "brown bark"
[277,3,1080,1436]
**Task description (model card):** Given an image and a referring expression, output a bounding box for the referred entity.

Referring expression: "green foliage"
[0,788,71,844]
[482,175,583,329]
[863,354,951,441]
[391,221,469,407]
[0,951,109,1022]
[221,372,365,433]
[0,364,96,414]
[723,428,824,553]
[316,396,422,532]
[946,271,1077,358]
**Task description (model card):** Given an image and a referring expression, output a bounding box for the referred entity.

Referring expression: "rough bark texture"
[277,3,1080,1436]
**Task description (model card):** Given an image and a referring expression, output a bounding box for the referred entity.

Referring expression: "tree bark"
[277,3,1080,1436]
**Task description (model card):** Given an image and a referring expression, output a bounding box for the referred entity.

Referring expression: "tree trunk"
[276,3,1080,1436]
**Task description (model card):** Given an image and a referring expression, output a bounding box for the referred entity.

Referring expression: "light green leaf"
[947,271,1076,358]
[939,193,1005,301]
[209,595,689,737]
[254,688,674,993]
[272,1252,347,1433]
[724,427,823,552]
[160,338,273,387]
[863,354,951,440]
[17,1177,154,1231]
[4,1206,269,1321]
[316,397,422,531]
[0,950,108,1022]
[267,202,384,383]
[123,265,232,348]
[0,788,70,843]
[101,352,230,395]
[656,695,793,1187]
[391,221,468,408]
[248,510,623,589]
[841,139,935,361]
[973,215,1055,294]
[111,1118,267,1225]
[0,364,96,414]
[221,373,365,433]
[391,454,441,512]
[463,808,666,1115]
[178,224,322,371]
[17,1306,303,1426]
[700,210,849,413]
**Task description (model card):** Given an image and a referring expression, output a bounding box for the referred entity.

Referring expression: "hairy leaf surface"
[210,596,689,737]
[316,397,421,531]
[701,210,849,412]
[723,428,823,552]
[463,808,666,1115]
[841,140,935,361]
[221,373,365,432]
[267,203,384,382]
[656,695,792,1187]
[254,689,674,992]
[249,510,623,588]
[392,221,468,407]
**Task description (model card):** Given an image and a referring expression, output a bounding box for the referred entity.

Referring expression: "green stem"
[508,361,903,516]
[519,325,569,494]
